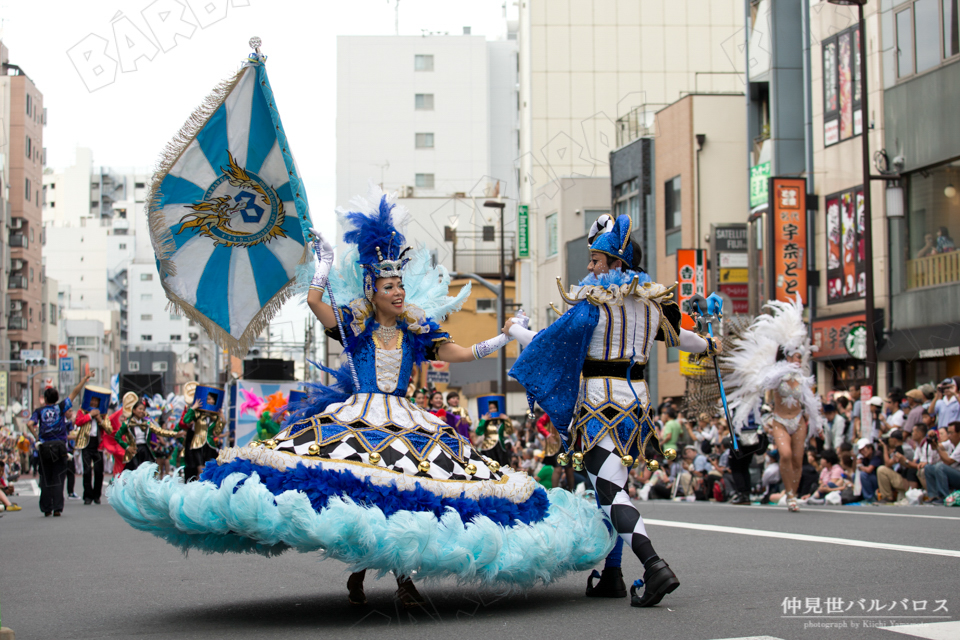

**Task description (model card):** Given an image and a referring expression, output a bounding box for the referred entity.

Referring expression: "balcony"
[8,315,26,330]
[906,251,960,290]
[8,233,26,248]
[8,275,27,289]
[447,231,517,280]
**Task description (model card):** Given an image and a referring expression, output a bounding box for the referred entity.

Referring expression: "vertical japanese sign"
[676,249,706,331]
[0,371,7,409]
[517,204,529,258]
[769,178,807,305]
[749,162,770,210]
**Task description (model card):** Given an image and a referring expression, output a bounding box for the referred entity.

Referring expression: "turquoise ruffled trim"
[108,464,615,589]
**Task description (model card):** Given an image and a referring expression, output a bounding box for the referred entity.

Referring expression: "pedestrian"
[25,376,91,517]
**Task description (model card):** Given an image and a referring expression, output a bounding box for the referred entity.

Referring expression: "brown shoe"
[395,576,425,608]
[347,570,367,605]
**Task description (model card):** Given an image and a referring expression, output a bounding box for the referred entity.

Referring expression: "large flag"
[147,44,313,355]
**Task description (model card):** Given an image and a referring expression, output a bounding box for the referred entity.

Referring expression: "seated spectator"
[923,421,960,504]
[903,389,926,435]
[912,427,941,495]
[645,460,675,500]
[806,449,847,503]
[676,446,704,498]
[759,449,781,504]
[822,403,847,451]
[885,390,906,429]
[877,429,919,503]
[856,438,883,502]
[916,232,936,258]
[0,460,22,512]
[936,226,955,252]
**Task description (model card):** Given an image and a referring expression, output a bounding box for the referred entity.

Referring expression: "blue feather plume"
[342,195,406,267]
[283,360,355,427]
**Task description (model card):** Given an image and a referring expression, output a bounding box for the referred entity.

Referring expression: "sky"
[2,0,511,343]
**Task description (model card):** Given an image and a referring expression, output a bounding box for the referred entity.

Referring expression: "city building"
[0,41,45,408]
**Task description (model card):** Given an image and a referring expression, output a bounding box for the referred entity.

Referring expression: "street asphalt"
[1,480,958,640]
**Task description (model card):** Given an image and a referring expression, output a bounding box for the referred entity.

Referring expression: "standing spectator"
[936,225,955,252]
[923,421,960,503]
[25,376,90,516]
[856,438,883,502]
[821,403,847,451]
[911,426,941,494]
[848,385,862,439]
[929,379,960,429]
[903,389,926,435]
[866,396,886,435]
[885,391,906,429]
[660,407,683,453]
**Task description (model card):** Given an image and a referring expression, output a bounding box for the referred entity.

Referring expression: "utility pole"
[483,199,508,395]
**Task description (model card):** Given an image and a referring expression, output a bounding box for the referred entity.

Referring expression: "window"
[119,243,127,250]
[25,136,31,159]
[141,293,152,301]
[68,336,98,349]
[825,186,866,303]
[128,361,140,372]
[476,299,497,313]
[25,178,30,201]
[545,212,558,257]
[140,335,152,341]
[151,361,168,372]
[903,159,960,290]
[415,173,435,189]
[415,93,434,110]
[664,176,682,256]
[170,334,182,341]
[822,24,861,146]
[29,267,33,281]
[49,303,56,325]
[135,182,145,188]
[140,273,153,281]
[25,93,31,115]
[415,133,434,149]
[896,0,959,81]
[414,54,434,71]
[141,314,153,321]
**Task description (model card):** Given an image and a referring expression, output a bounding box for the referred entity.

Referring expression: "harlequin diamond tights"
[583,434,659,570]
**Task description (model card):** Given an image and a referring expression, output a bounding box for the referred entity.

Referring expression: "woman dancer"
[110,187,612,604]
[723,295,823,512]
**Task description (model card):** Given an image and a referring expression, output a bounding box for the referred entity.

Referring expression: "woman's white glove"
[310,227,334,289]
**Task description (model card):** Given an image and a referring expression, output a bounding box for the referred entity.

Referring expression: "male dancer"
[509,214,719,608]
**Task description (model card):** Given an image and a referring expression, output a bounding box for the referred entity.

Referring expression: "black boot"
[347,570,367,605]
[629,559,679,608]
[395,575,425,608]
[585,567,627,598]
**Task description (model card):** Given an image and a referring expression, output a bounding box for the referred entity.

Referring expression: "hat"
[856,437,873,451]
[589,214,634,266]
[822,402,837,413]
[940,377,957,387]
[919,383,936,399]
[905,389,925,402]
[721,436,732,449]
[868,396,883,407]
[683,445,698,453]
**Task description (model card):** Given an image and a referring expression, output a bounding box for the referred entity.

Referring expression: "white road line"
[722,504,960,521]
[644,519,960,558]
[881,620,960,639]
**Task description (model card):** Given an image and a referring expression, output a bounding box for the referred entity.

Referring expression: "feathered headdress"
[722,294,822,434]
[339,186,412,300]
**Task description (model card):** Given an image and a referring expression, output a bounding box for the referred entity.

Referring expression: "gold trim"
[549,302,564,316]
[556,277,579,305]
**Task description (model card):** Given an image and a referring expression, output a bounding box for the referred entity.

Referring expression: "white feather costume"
[722,294,823,436]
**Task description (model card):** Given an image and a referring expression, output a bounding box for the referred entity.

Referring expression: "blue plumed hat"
[339,186,412,300]
[589,213,633,266]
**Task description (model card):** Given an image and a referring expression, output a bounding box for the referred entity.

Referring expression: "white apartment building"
[518,0,746,327]
[336,31,519,270]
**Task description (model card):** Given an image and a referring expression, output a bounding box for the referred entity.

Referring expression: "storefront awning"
[879,323,960,361]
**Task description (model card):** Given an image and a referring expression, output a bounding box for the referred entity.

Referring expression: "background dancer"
[723,295,823,512]
[510,214,719,608]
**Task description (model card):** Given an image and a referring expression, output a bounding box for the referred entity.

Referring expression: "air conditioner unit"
[11,259,24,271]
[400,185,414,198]
[188,332,199,342]
[9,300,23,312]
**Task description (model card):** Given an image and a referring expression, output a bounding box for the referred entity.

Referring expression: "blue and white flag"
[147,48,313,355]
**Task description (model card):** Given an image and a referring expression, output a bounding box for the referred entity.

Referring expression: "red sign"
[770,177,807,304]
[57,344,68,359]
[676,249,706,331]
[812,313,866,359]
[719,283,748,298]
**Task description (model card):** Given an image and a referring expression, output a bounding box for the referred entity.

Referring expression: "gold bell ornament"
[557,452,569,467]
[307,444,320,456]
[464,463,477,476]
[646,459,660,472]
[572,452,584,470]
[488,461,501,473]
[368,452,382,465]
[663,448,677,461]
[418,460,431,473]
[620,455,634,467]
[265,440,278,450]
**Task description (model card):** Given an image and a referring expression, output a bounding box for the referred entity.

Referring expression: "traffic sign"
[21,349,42,360]
[57,344,68,358]
[60,357,74,372]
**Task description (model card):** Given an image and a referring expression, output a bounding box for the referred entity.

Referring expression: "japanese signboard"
[749,162,770,210]
[0,371,7,409]
[769,177,807,305]
[676,248,706,332]
[825,186,866,304]
[517,205,529,258]
[811,313,866,359]
[426,361,450,385]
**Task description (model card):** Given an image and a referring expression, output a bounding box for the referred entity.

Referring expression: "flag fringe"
[145,64,249,278]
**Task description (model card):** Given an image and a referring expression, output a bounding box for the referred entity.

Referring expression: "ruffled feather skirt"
[109,392,615,588]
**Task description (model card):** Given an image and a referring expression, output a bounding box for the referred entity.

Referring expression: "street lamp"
[827,0,878,388]
[482,199,507,395]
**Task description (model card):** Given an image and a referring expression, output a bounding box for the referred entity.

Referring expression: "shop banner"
[812,313,866,359]
[676,248,706,331]
[234,380,303,447]
[518,205,529,258]
[769,177,807,305]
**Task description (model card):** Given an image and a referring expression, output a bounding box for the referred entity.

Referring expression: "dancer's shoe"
[585,567,627,598]
[629,560,680,608]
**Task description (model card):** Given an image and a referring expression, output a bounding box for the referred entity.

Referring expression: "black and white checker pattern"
[272,418,500,482]
[582,433,658,565]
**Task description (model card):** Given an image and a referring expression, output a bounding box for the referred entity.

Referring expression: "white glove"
[309,227,334,287]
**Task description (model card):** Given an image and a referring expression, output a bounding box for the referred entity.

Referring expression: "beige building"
[653,94,747,401]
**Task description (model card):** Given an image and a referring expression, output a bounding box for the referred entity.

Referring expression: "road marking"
[722,504,960,521]
[881,620,960,639]
[644,519,960,558]
[709,637,785,640]
[12,479,39,496]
